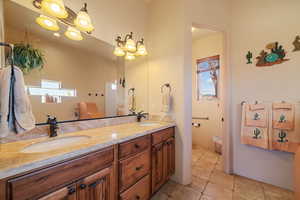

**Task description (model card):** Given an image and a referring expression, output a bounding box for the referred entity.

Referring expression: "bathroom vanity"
[0,122,175,200]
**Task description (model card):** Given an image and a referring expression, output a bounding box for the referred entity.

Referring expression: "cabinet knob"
[135,195,140,200]
[135,165,143,171]
[80,184,87,189]
[68,187,76,195]
[134,143,140,148]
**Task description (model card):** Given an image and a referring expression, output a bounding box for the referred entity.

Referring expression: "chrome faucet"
[47,115,59,137]
[136,111,148,122]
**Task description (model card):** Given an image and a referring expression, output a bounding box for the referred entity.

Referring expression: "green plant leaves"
[12,43,45,73]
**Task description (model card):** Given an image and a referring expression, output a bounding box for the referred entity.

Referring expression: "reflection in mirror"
[3,0,148,124]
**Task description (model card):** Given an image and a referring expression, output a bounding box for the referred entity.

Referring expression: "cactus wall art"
[293,35,300,52]
[277,130,288,143]
[246,51,253,64]
[256,42,289,67]
[253,128,262,139]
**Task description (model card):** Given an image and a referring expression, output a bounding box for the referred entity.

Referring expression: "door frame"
[191,23,232,174]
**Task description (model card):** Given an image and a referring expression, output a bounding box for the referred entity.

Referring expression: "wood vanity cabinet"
[1,127,175,200]
[151,128,175,194]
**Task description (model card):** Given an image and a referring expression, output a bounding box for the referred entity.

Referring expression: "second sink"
[21,135,91,153]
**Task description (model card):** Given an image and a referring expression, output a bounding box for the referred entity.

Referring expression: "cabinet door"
[77,166,114,200]
[38,183,77,200]
[164,138,175,180]
[151,143,164,194]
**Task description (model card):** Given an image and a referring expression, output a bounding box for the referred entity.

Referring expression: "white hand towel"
[0,66,35,137]
[161,91,171,113]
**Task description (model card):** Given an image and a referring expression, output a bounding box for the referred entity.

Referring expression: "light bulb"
[41,0,68,18]
[36,15,59,31]
[125,52,135,61]
[64,26,83,41]
[114,46,125,57]
[125,39,136,52]
[136,44,147,56]
[74,11,94,32]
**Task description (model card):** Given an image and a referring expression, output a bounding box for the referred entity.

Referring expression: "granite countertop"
[0,121,175,179]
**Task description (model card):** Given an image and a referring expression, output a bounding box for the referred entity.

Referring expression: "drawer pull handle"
[80,184,87,189]
[135,195,141,200]
[68,187,76,195]
[134,143,140,148]
[135,166,143,171]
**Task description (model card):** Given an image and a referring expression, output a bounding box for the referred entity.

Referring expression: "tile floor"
[152,147,294,200]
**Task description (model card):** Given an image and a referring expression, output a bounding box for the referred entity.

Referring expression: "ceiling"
[4,0,116,61]
[192,27,217,40]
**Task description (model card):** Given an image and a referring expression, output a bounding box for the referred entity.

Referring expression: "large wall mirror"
[3,0,149,124]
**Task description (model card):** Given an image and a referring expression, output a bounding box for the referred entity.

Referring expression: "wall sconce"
[32,0,94,41]
[114,32,147,60]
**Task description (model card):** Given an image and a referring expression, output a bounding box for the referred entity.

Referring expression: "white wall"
[147,0,192,185]
[192,33,224,151]
[230,0,300,190]
[0,1,4,68]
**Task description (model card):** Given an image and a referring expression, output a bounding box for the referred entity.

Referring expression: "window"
[27,80,76,103]
[197,55,220,99]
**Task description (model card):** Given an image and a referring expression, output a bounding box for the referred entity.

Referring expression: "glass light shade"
[125,39,136,52]
[41,0,68,18]
[136,44,147,56]
[74,11,94,32]
[125,52,135,61]
[36,15,59,31]
[64,27,83,41]
[114,46,125,57]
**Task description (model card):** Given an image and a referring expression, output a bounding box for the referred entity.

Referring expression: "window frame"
[196,55,220,100]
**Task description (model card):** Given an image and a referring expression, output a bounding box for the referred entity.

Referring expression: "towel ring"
[161,83,171,93]
[128,88,135,95]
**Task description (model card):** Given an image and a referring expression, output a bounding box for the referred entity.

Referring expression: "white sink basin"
[139,122,160,127]
[21,136,91,153]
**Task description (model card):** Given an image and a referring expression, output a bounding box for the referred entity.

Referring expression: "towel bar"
[192,117,209,120]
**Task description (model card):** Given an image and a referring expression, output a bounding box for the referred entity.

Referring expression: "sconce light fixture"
[41,0,68,19]
[114,32,147,60]
[36,15,60,31]
[65,26,83,41]
[33,0,94,41]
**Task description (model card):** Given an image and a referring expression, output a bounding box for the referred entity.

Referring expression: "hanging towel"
[128,94,136,113]
[270,102,299,153]
[241,103,269,149]
[161,90,171,113]
[0,66,35,137]
[272,102,295,130]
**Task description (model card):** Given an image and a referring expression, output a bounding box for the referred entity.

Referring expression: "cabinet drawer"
[120,175,150,200]
[8,147,114,200]
[119,135,150,159]
[152,128,174,146]
[119,149,150,192]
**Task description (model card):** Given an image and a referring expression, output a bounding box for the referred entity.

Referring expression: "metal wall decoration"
[293,35,300,52]
[246,51,253,64]
[256,42,289,67]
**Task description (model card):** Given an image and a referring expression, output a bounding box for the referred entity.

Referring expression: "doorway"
[191,25,228,172]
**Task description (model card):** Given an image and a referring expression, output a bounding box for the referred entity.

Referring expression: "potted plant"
[11,43,45,73]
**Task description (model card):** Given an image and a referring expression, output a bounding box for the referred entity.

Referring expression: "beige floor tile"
[170,186,202,200]
[203,182,233,200]
[210,170,234,190]
[151,190,171,200]
[193,159,216,171]
[185,176,208,193]
[262,183,294,200]
[192,166,213,180]
[159,180,183,197]
[202,152,219,164]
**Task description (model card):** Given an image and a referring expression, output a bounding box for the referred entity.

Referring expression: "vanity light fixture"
[41,0,68,19]
[33,0,94,41]
[36,15,60,31]
[114,32,147,60]
[74,3,94,32]
[125,52,136,61]
[65,26,83,41]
